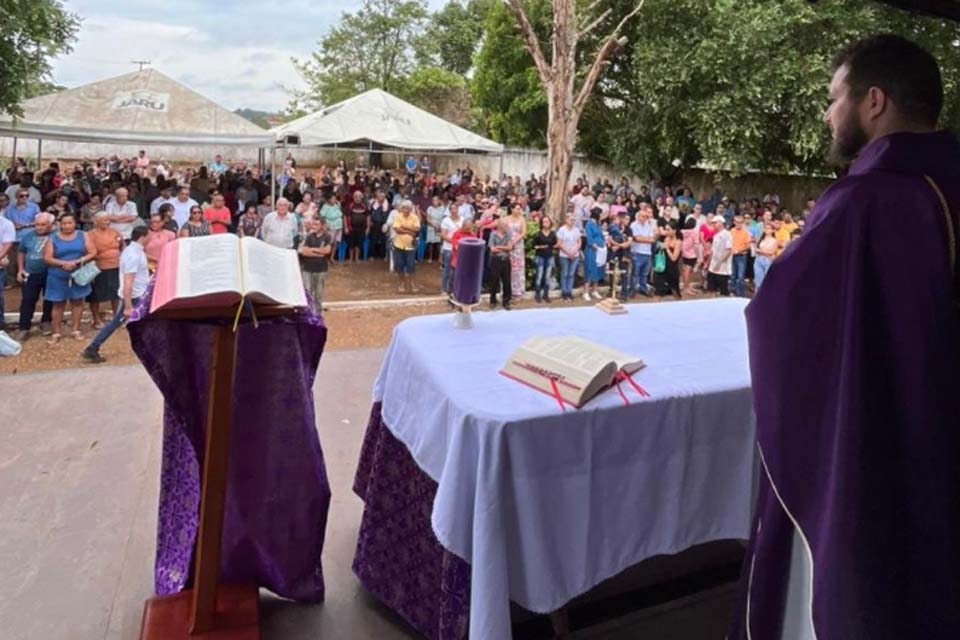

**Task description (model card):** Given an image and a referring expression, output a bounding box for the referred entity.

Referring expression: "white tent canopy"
[272,89,503,154]
[0,69,274,147]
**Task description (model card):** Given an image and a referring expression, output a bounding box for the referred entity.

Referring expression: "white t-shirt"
[170,197,197,230]
[150,196,175,215]
[556,224,581,256]
[440,215,463,252]
[0,215,15,245]
[106,200,139,240]
[709,229,733,275]
[261,211,299,249]
[457,203,475,221]
[118,241,150,299]
[630,220,656,255]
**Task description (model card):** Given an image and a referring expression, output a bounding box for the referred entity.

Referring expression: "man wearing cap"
[706,215,731,295]
[731,35,960,640]
[149,185,175,215]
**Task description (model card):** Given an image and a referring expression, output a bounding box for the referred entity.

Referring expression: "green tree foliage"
[291,0,430,110]
[471,0,551,147]
[0,0,79,117]
[416,0,493,75]
[475,0,960,178]
[397,66,471,126]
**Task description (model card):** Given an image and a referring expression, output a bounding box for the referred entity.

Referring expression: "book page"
[240,237,307,307]
[174,235,243,298]
[557,336,645,374]
[532,336,619,380]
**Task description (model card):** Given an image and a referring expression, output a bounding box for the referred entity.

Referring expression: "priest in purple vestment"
[732,35,960,639]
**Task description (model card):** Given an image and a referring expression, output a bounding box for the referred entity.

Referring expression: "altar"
[353,298,757,639]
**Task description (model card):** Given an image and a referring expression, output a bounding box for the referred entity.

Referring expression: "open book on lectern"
[500,335,645,408]
[150,235,307,314]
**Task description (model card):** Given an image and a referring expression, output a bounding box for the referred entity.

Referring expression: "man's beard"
[827,113,869,167]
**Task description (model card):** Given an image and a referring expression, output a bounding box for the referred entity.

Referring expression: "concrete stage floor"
[0,348,736,640]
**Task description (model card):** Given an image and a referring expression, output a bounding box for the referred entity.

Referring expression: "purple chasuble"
[731,131,960,639]
[128,282,331,602]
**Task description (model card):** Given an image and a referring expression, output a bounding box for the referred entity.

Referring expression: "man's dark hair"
[832,34,942,127]
[131,226,149,242]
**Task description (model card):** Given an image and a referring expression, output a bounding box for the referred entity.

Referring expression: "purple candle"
[453,238,485,305]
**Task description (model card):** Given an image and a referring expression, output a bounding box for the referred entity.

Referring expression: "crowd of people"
[0,151,813,359]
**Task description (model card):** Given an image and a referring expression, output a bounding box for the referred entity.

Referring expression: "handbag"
[595,246,608,266]
[71,260,101,287]
[654,248,666,274]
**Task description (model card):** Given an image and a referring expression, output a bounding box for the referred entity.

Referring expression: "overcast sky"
[51,1,447,112]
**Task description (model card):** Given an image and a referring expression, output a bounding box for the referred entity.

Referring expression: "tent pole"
[270,146,276,206]
[498,153,504,181]
[37,139,42,170]
[11,136,17,167]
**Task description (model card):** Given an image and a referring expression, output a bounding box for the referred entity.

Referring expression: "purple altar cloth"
[353,402,471,640]
[128,282,331,602]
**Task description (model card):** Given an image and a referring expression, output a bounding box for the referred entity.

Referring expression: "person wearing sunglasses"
[178,206,211,238]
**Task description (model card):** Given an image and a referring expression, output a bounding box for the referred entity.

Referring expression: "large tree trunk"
[544,0,578,222]
[505,0,643,222]
[544,104,576,222]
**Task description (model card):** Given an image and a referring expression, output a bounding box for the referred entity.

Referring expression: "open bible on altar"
[500,336,645,408]
[150,235,307,313]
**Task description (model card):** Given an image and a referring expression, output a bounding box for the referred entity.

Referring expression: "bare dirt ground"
[2,257,697,374]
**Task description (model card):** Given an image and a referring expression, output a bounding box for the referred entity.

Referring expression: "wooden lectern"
[139,305,291,640]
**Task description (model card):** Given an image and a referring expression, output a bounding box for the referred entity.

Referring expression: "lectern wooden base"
[596,297,628,315]
[139,583,260,640]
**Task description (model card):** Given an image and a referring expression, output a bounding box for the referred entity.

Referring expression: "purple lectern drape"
[128,282,331,603]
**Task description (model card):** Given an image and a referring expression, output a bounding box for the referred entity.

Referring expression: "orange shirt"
[204,207,231,234]
[89,228,122,269]
[731,228,751,254]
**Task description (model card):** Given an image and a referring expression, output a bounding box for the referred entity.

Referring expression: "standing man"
[487,218,513,310]
[105,187,139,242]
[731,35,960,640]
[81,226,150,364]
[261,198,300,249]
[14,212,55,340]
[4,188,41,282]
[149,185,175,215]
[298,217,332,314]
[706,215,732,295]
[729,215,751,296]
[628,205,656,297]
[170,186,197,231]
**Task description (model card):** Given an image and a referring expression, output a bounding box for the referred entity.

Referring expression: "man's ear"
[865,86,890,121]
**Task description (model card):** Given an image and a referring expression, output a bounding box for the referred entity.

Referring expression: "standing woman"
[555,214,582,301]
[532,215,557,303]
[369,191,390,260]
[654,220,682,299]
[425,196,446,263]
[753,223,778,291]
[43,212,97,343]
[319,194,344,263]
[86,212,123,328]
[680,216,699,295]
[505,203,527,299]
[346,191,368,263]
[238,203,263,239]
[582,209,606,301]
[179,205,211,237]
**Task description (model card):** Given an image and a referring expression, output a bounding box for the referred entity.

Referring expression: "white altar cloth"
[372,298,756,639]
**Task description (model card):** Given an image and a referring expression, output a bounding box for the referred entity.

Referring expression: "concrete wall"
[1,137,834,211]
